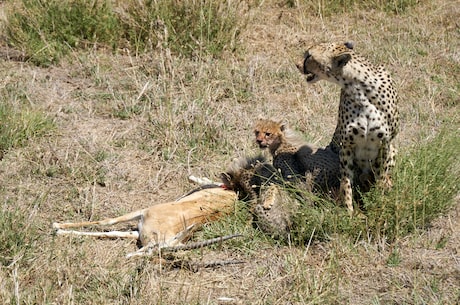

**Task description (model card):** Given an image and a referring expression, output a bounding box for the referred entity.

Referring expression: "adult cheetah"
[296,41,399,214]
[254,118,340,194]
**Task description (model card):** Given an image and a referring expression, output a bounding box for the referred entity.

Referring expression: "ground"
[0,0,459,304]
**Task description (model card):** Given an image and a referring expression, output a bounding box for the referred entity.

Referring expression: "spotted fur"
[296,42,399,213]
[221,155,293,239]
[254,118,340,193]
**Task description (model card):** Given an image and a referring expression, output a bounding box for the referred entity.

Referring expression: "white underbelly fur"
[348,112,386,171]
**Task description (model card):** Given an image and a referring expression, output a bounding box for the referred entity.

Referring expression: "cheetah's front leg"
[375,141,394,190]
[339,147,354,215]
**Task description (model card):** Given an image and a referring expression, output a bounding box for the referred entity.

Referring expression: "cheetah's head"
[220,155,278,201]
[296,42,354,83]
[254,119,285,151]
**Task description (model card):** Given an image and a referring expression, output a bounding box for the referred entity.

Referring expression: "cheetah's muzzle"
[257,141,268,149]
[298,54,317,83]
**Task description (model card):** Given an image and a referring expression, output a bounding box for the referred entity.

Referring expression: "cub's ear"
[279,120,287,132]
[220,172,234,189]
[332,53,352,69]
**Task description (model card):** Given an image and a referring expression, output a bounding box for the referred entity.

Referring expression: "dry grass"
[0,0,459,304]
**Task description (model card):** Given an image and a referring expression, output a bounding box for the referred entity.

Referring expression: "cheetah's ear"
[332,53,352,69]
[344,41,354,49]
[279,121,287,132]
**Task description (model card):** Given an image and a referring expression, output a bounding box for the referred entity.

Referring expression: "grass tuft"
[121,0,245,58]
[293,0,420,15]
[0,103,54,159]
[5,0,246,66]
[5,0,120,66]
[364,128,459,237]
[0,203,32,266]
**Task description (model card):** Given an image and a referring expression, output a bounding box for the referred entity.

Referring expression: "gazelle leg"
[126,224,196,258]
[189,175,223,186]
[55,229,139,240]
[52,209,145,230]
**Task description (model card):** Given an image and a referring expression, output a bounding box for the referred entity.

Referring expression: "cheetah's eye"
[265,132,271,137]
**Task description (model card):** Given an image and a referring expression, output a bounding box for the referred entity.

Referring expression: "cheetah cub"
[221,155,295,240]
[254,118,340,194]
[296,41,399,214]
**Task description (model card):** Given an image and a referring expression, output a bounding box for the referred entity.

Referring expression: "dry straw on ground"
[0,0,459,304]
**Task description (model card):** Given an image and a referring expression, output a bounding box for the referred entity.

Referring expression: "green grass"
[6,0,120,66]
[122,0,244,58]
[0,103,54,158]
[361,128,459,239]
[293,0,420,15]
[0,203,31,266]
[5,0,246,66]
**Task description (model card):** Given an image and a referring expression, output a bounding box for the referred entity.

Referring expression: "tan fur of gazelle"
[53,186,238,258]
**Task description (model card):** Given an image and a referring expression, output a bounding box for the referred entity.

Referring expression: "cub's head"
[220,155,279,201]
[254,119,285,151]
[296,41,354,83]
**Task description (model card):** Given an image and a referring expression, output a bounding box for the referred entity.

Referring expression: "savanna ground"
[0,0,459,304]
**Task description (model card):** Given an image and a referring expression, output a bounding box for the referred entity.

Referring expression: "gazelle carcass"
[53,185,239,258]
[53,154,285,258]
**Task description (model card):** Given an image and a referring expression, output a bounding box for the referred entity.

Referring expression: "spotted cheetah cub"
[254,118,340,194]
[296,41,399,214]
[221,155,295,240]
[221,154,280,202]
